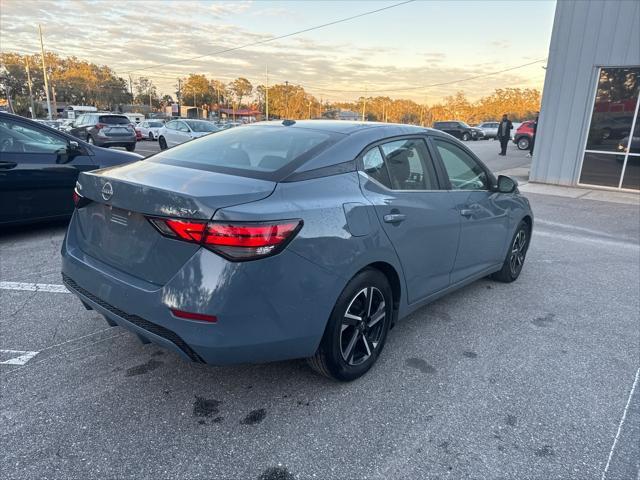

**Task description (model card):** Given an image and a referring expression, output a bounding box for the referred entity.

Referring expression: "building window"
[579,67,640,190]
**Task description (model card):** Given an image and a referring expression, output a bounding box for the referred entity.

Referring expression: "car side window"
[177,122,190,132]
[0,119,68,154]
[379,138,438,190]
[362,147,392,188]
[433,139,489,190]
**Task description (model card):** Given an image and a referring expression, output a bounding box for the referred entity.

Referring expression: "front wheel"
[308,269,393,381]
[148,132,154,141]
[158,136,168,150]
[462,132,471,141]
[491,220,530,283]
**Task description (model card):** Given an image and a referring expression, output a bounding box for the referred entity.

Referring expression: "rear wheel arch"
[360,262,402,322]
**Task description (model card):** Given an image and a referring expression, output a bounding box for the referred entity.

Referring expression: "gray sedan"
[62,120,533,381]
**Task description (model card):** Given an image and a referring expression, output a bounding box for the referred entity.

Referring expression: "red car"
[513,121,535,150]
[134,125,142,142]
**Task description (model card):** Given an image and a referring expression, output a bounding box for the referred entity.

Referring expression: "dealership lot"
[1,144,638,480]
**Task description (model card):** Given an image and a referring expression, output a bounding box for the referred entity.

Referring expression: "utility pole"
[25,57,36,119]
[284,80,289,119]
[177,78,182,117]
[382,102,386,123]
[308,100,311,119]
[128,74,134,102]
[38,24,52,120]
[361,88,367,121]
[265,64,269,121]
[50,77,58,118]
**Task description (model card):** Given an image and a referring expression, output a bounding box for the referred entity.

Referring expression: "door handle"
[0,161,17,170]
[460,209,473,217]
[383,213,406,224]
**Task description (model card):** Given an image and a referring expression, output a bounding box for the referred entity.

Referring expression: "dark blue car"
[61,120,533,381]
[0,112,141,226]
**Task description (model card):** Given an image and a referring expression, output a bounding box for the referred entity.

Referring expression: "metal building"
[530,0,640,192]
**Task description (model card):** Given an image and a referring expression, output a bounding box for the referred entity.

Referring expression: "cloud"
[0,0,544,103]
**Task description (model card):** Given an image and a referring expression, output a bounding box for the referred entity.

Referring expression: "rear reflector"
[147,217,302,261]
[170,308,217,323]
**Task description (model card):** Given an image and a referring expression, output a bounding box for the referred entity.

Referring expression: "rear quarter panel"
[213,171,407,311]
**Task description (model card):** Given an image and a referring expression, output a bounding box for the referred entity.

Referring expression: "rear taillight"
[147,218,302,261]
[72,187,91,208]
[94,122,107,130]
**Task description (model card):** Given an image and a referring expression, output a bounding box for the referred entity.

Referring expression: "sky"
[0,0,557,103]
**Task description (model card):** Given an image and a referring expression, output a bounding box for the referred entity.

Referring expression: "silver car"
[477,122,499,139]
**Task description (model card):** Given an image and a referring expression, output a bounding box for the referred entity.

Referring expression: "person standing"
[496,114,513,156]
[527,112,539,157]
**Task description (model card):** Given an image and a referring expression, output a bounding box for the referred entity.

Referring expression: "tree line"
[1,52,540,124]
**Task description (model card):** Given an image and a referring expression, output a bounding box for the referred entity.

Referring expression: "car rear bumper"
[61,218,343,365]
[95,136,136,147]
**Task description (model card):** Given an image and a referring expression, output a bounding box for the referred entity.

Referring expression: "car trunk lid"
[73,161,276,284]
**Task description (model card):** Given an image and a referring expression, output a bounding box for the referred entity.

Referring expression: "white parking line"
[601,367,640,480]
[534,230,640,251]
[0,349,39,365]
[0,281,69,293]
[535,219,637,241]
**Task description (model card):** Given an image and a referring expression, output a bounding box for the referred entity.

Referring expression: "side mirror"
[57,141,81,164]
[496,175,517,193]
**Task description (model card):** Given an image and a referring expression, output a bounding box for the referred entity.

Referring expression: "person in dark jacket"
[528,112,539,157]
[496,114,513,156]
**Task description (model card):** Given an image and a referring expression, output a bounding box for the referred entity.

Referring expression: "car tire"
[125,143,136,152]
[491,220,530,283]
[307,268,393,381]
[517,137,530,150]
[462,133,471,141]
[148,132,154,141]
[159,136,168,150]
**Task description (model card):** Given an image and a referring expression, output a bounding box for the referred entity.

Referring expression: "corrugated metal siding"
[530,0,640,186]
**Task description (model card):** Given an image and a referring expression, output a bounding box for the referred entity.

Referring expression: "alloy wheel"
[509,229,527,276]
[340,287,386,366]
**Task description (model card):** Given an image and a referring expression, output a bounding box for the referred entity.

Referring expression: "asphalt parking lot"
[1,141,638,479]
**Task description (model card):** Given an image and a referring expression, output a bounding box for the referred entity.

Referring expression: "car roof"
[246,120,452,173]
[252,119,436,136]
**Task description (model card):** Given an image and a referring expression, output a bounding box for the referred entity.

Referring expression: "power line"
[115,0,415,75]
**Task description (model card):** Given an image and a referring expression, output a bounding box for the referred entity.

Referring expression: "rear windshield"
[185,120,219,132]
[148,125,343,180]
[99,115,130,125]
[148,121,163,127]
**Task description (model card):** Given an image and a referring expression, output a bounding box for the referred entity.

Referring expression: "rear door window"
[362,147,391,188]
[380,138,438,190]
